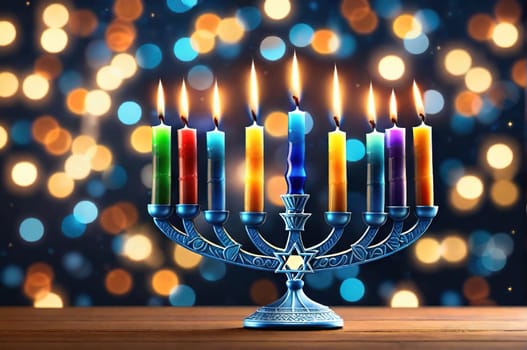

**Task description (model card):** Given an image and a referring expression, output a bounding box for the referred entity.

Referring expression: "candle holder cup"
[148,195,438,329]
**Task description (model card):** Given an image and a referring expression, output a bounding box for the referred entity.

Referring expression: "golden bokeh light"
[414,237,441,264]
[64,154,91,180]
[87,145,113,171]
[23,268,52,300]
[454,91,483,116]
[393,14,422,39]
[0,124,8,150]
[267,175,287,206]
[68,9,98,37]
[0,71,19,98]
[190,29,215,53]
[311,29,340,54]
[130,125,152,153]
[72,135,96,154]
[390,290,419,308]
[467,14,495,41]
[105,20,136,52]
[99,202,138,234]
[217,17,244,43]
[32,115,59,144]
[494,0,522,23]
[85,89,111,116]
[378,55,405,81]
[40,28,68,53]
[11,161,38,187]
[263,0,291,20]
[444,49,472,76]
[195,13,221,33]
[66,88,87,115]
[511,59,526,87]
[22,74,49,100]
[34,292,64,308]
[35,55,63,80]
[47,172,74,198]
[250,279,278,305]
[492,22,519,48]
[123,234,152,261]
[111,53,137,79]
[42,3,69,28]
[464,67,492,93]
[490,180,518,207]
[264,111,288,137]
[449,187,481,212]
[96,65,123,91]
[113,0,143,21]
[486,143,513,169]
[43,127,72,155]
[441,235,468,263]
[463,276,489,301]
[341,0,378,34]
[151,269,179,296]
[455,175,484,200]
[0,20,17,46]
[105,268,133,296]
[174,244,202,269]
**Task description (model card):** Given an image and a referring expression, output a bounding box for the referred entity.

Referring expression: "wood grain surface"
[1,307,526,349]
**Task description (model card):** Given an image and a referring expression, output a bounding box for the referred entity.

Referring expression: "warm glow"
[111,53,137,79]
[290,51,301,102]
[34,292,63,308]
[264,0,291,20]
[487,143,513,169]
[444,49,472,76]
[212,80,221,122]
[42,3,70,28]
[87,145,113,171]
[157,80,165,118]
[391,290,419,307]
[311,29,340,54]
[47,172,74,198]
[249,60,259,116]
[264,111,288,137]
[367,82,376,124]
[123,234,152,261]
[332,65,342,122]
[85,89,111,116]
[130,126,152,153]
[0,21,16,46]
[190,30,215,53]
[393,14,422,39]
[96,65,123,91]
[0,125,7,149]
[0,71,19,98]
[492,22,518,48]
[151,269,179,296]
[412,80,425,118]
[390,89,397,122]
[105,268,133,295]
[414,237,441,264]
[174,245,202,269]
[456,175,484,200]
[12,161,38,187]
[22,74,49,100]
[217,17,244,43]
[491,180,518,207]
[378,55,405,81]
[465,67,492,93]
[179,80,189,121]
[72,135,96,155]
[40,28,68,53]
[65,154,91,180]
[441,235,468,263]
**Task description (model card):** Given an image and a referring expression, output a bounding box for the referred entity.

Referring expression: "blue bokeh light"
[11,120,32,145]
[74,294,93,307]
[86,179,106,198]
[441,290,462,306]
[1,265,24,288]
[58,70,83,94]
[289,23,314,47]
[85,40,111,68]
[236,7,261,31]
[216,41,241,59]
[136,43,162,69]
[19,217,44,243]
[439,158,464,185]
[424,89,444,114]
[450,114,474,135]
[259,36,286,61]
[340,278,365,302]
[173,37,198,62]
[305,270,334,290]
[415,9,440,33]
[373,0,401,18]
[169,284,196,306]
[61,214,87,238]
[404,33,429,55]
[118,101,142,125]
[199,258,226,282]
[346,138,366,161]
[334,265,360,280]
[166,0,197,13]
[336,33,357,58]
[103,165,127,189]
[187,65,214,91]
[73,200,98,224]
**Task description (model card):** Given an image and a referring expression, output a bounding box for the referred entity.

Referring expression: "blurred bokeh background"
[0,0,525,308]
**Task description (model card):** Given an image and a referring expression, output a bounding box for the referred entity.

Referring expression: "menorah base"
[243,279,343,329]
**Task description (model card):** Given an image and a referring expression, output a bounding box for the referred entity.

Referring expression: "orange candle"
[412,81,434,206]
[328,66,347,212]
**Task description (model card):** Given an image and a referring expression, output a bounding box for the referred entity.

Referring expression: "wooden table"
[1,307,526,349]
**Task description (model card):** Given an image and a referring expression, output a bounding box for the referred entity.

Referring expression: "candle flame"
[332,65,342,125]
[413,80,425,119]
[157,80,165,121]
[367,82,376,126]
[213,80,221,125]
[290,51,301,104]
[249,60,259,118]
[179,79,189,124]
[390,89,397,123]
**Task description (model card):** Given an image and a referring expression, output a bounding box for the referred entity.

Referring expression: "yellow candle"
[412,81,434,206]
[244,61,264,212]
[328,66,347,212]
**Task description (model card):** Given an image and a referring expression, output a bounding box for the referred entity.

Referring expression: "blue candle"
[366,83,385,212]
[207,81,225,210]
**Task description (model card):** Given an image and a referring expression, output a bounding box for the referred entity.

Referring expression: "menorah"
[148,198,438,329]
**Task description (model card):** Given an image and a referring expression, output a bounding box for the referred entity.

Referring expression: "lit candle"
[385,89,406,207]
[286,52,307,194]
[328,65,347,212]
[366,83,385,212]
[244,61,264,212]
[151,80,171,205]
[178,80,198,204]
[412,81,434,206]
[207,80,225,210]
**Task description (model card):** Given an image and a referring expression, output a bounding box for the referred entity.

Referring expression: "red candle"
[178,80,198,204]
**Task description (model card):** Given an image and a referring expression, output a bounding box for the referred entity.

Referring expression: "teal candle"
[285,107,306,194]
[152,120,171,204]
[366,130,385,212]
[207,126,225,210]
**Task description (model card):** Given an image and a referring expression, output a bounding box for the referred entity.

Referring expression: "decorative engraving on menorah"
[148,196,438,329]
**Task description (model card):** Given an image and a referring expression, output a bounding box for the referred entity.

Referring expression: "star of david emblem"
[274,243,317,273]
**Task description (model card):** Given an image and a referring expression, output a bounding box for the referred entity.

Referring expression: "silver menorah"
[148,193,438,329]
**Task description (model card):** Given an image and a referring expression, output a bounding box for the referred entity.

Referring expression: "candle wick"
[158,113,165,124]
[180,115,188,127]
[292,95,300,107]
[213,116,219,129]
[251,110,257,123]
[333,116,340,128]
[369,119,376,130]
[391,117,397,126]
[419,113,425,123]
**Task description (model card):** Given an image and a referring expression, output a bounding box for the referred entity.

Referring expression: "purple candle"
[385,90,407,207]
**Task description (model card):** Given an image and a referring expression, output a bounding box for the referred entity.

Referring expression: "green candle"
[151,81,171,204]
